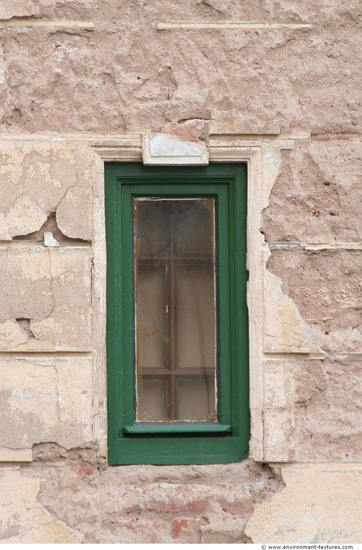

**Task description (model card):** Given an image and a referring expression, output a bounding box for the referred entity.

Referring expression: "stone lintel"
[143,134,209,166]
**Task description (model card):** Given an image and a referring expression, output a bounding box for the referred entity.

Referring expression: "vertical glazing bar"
[169,202,177,421]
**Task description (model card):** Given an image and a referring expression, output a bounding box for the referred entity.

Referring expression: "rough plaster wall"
[0,1,360,136]
[11,458,282,544]
[246,466,362,544]
[0,0,361,544]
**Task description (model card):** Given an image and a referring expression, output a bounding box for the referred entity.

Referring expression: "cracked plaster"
[0,141,92,241]
[0,469,83,543]
[0,247,92,351]
[0,356,93,450]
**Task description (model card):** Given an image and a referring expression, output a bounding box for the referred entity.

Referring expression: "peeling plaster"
[0,356,93,450]
[0,141,92,241]
[245,466,362,544]
[0,470,83,543]
[264,268,326,356]
[0,247,92,352]
[261,140,294,212]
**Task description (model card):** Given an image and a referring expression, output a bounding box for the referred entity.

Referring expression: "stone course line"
[0,19,94,28]
[157,22,312,30]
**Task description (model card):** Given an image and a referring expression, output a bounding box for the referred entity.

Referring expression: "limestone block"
[143,134,208,165]
[0,247,92,351]
[0,320,29,349]
[264,269,325,355]
[263,140,362,243]
[0,448,32,462]
[263,409,292,463]
[0,469,83,543]
[264,362,295,410]
[0,141,92,240]
[268,249,362,353]
[246,466,362,543]
[263,360,362,462]
[0,356,93,449]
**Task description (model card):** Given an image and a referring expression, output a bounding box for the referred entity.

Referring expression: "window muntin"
[134,198,217,423]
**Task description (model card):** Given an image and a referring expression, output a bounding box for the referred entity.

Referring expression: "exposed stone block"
[0,356,93,449]
[0,141,92,241]
[143,485,207,514]
[0,247,92,351]
[268,249,362,354]
[263,141,362,243]
[0,3,360,134]
[0,0,39,19]
[0,470,83,543]
[200,521,247,544]
[246,466,362,543]
[263,360,362,462]
[172,518,204,542]
[291,360,362,462]
[210,109,280,135]
[28,461,281,543]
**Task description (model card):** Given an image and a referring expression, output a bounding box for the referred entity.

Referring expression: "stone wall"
[0,0,361,543]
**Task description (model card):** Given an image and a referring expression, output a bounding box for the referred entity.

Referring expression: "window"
[105,163,249,464]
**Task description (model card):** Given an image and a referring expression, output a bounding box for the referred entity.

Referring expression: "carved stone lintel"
[143,134,209,166]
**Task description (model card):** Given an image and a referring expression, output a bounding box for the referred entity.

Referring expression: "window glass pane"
[177,264,216,370]
[137,378,168,421]
[174,198,214,257]
[177,377,216,421]
[134,198,217,422]
[137,265,167,369]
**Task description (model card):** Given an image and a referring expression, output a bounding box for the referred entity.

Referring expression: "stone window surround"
[92,134,284,462]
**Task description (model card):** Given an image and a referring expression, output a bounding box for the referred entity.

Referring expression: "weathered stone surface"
[0,247,92,351]
[0,3,360,135]
[263,140,362,244]
[30,460,281,543]
[268,249,362,353]
[263,360,362,462]
[292,360,362,462]
[0,356,92,449]
[0,469,83,543]
[264,269,324,355]
[143,133,208,165]
[210,109,280,135]
[246,466,362,543]
[0,0,39,19]
[0,141,92,241]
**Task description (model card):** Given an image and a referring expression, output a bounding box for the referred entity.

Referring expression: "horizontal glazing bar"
[140,368,215,376]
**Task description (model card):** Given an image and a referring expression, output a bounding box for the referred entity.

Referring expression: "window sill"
[123,423,232,435]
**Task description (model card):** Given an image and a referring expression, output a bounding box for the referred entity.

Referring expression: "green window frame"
[105,162,249,465]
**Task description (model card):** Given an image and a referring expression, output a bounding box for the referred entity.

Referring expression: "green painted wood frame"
[105,163,249,465]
